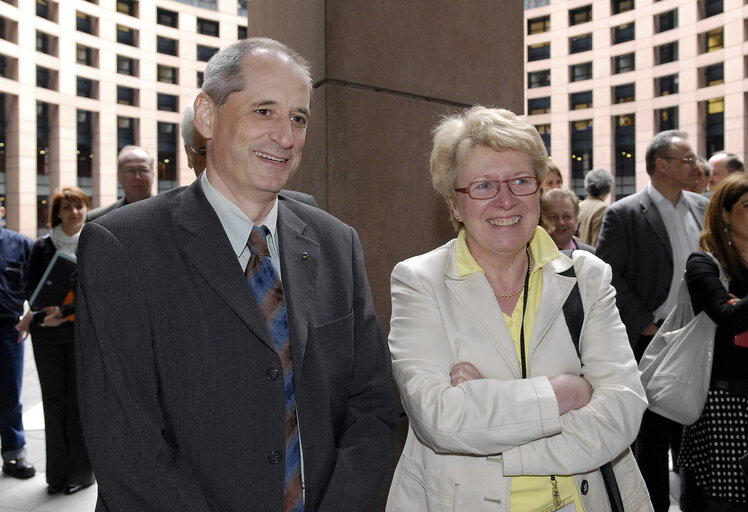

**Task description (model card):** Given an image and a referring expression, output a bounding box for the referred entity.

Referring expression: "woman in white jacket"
[386,107,652,512]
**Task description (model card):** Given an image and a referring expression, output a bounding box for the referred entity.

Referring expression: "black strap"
[560,249,624,512]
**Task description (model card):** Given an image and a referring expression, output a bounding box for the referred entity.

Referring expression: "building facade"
[524,0,745,199]
[0,0,248,236]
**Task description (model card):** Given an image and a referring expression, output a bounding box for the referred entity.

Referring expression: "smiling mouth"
[488,217,520,227]
[254,151,288,163]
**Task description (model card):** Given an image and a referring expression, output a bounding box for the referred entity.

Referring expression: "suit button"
[266,368,279,381]
[269,451,282,464]
[581,480,589,495]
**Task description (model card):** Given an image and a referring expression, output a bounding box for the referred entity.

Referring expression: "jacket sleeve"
[316,227,399,510]
[388,259,563,456]
[686,252,748,335]
[596,205,653,342]
[75,222,212,512]
[502,256,648,476]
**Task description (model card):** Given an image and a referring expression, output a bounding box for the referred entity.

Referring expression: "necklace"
[493,247,534,299]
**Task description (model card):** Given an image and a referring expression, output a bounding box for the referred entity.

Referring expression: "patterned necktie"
[246,226,303,512]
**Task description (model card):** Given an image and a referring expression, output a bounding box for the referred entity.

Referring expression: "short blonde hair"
[431,106,548,200]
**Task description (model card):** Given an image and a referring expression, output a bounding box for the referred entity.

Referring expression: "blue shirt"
[0,228,33,321]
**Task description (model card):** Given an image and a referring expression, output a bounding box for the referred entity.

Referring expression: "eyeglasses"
[455,176,540,200]
[122,167,152,176]
[190,146,206,156]
[661,155,697,165]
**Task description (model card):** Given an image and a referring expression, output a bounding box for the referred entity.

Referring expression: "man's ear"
[193,93,215,140]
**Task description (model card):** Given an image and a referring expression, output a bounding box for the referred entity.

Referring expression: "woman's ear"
[722,207,731,226]
[448,196,461,222]
[193,93,215,140]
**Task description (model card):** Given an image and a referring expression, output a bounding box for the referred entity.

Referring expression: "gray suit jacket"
[596,189,708,352]
[75,180,398,511]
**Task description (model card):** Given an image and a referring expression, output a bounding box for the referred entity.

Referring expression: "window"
[655,41,678,64]
[528,97,551,115]
[570,91,592,110]
[613,52,635,74]
[526,0,550,7]
[656,106,679,131]
[613,83,635,103]
[157,36,178,56]
[117,86,137,106]
[536,124,550,154]
[656,74,678,96]
[116,0,136,16]
[569,5,592,26]
[76,77,96,98]
[528,42,551,61]
[76,12,96,35]
[157,93,178,112]
[615,114,636,199]
[76,44,96,67]
[36,31,56,56]
[528,15,550,34]
[0,16,17,43]
[701,0,723,18]
[117,25,137,46]
[570,120,593,197]
[701,63,724,87]
[197,71,204,88]
[157,8,178,27]
[612,0,634,14]
[655,9,677,32]
[612,23,634,44]
[116,55,137,76]
[157,65,178,84]
[117,116,136,153]
[704,97,724,156]
[197,45,219,62]
[238,26,247,40]
[36,0,56,21]
[77,110,94,193]
[0,54,17,79]
[528,69,551,88]
[701,28,724,53]
[569,34,592,54]
[570,62,592,82]
[36,66,56,90]
[157,122,177,194]
[197,18,219,37]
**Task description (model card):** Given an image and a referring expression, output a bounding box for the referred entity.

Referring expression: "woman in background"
[16,186,94,496]
[542,161,563,191]
[680,172,748,511]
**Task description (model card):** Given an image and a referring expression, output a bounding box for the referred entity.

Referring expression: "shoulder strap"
[560,249,583,357]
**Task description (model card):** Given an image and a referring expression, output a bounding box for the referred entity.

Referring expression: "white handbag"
[638,253,727,425]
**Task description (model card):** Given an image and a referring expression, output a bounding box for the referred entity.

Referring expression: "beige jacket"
[387,241,652,511]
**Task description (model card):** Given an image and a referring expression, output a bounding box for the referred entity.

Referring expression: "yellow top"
[455,226,585,512]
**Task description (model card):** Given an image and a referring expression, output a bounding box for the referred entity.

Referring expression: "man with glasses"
[87,145,154,221]
[597,130,708,512]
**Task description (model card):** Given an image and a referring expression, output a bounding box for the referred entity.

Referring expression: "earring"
[725,223,732,246]
[455,215,462,223]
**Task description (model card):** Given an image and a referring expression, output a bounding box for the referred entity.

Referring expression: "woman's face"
[449,146,540,265]
[543,171,562,190]
[724,190,748,249]
[58,199,87,234]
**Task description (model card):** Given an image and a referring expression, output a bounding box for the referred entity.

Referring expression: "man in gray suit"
[87,145,154,221]
[75,38,398,511]
[597,130,708,512]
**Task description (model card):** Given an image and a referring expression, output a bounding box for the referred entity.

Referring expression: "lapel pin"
[301,252,309,260]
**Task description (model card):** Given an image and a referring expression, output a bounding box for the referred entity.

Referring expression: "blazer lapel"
[640,191,673,260]
[174,181,277,352]
[276,202,319,373]
[527,262,576,361]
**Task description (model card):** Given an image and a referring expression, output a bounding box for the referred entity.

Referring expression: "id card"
[555,504,576,512]
[541,499,576,512]
[734,331,748,348]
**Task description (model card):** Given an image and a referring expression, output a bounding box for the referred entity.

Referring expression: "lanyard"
[519,247,531,379]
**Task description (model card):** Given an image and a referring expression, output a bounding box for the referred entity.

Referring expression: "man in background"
[87,145,154,221]
[707,151,744,191]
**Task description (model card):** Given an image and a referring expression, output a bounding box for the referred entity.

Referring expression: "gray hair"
[584,168,614,198]
[201,38,312,107]
[180,104,196,148]
[117,145,153,171]
[697,156,712,177]
[645,130,688,176]
[541,188,580,215]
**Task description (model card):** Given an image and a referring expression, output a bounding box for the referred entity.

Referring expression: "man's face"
[198,51,310,205]
[708,154,729,190]
[542,197,578,248]
[686,163,709,193]
[185,129,207,177]
[660,139,699,191]
[118,148,154,202]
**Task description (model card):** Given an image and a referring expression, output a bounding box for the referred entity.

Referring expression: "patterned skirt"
[679,387,748,503]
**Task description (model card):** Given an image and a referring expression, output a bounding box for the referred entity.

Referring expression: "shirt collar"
[455,225,560,277]
[200,171,279,259]
[647,182,684,210]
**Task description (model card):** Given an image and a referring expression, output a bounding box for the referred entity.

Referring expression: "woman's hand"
[15,311,32,342]
[549,374,593,415]
[727,293,740,306]
[41,306,65,327]
[450,362,483,386]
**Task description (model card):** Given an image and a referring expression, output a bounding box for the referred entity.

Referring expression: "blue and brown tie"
[246,226,303,512]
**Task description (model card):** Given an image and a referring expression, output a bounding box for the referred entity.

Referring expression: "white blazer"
[387,239,653,511]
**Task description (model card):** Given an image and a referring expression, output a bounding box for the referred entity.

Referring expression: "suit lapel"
[528,263,575,361]
[174,181,277,353]
[276,202,319,373]
[640,191,672,259]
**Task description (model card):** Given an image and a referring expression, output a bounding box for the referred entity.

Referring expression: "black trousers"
[32,338,93,487]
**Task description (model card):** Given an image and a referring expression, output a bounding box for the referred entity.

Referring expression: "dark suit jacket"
[75,180,399,511]
[86,197,128,222]
[596,188,708,351]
